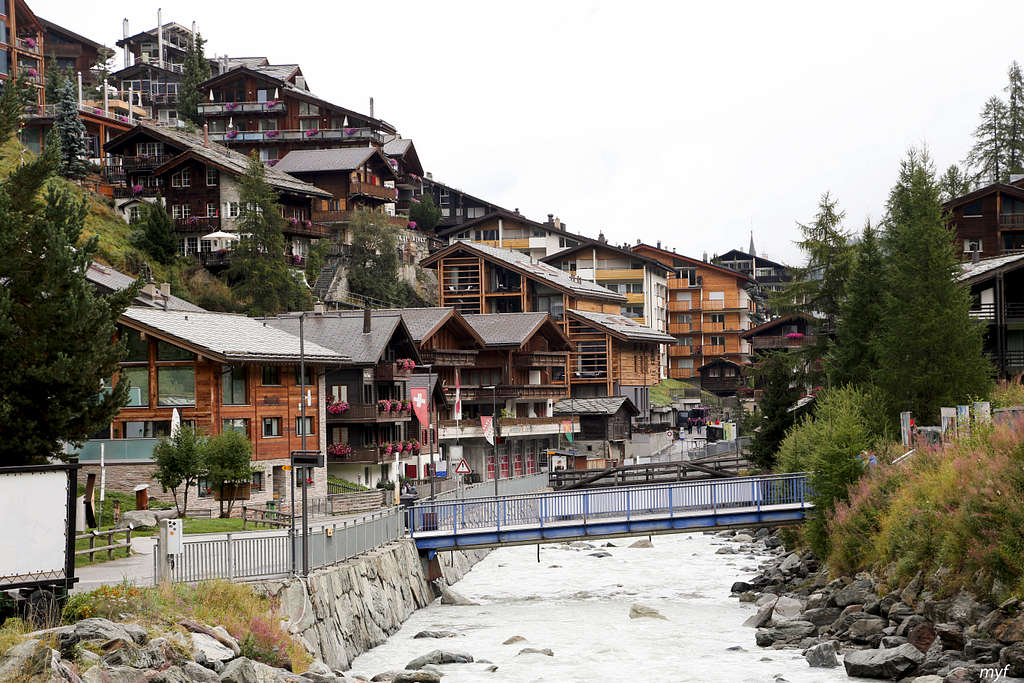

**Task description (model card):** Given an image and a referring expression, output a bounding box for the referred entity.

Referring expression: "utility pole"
[425,364,435,500]
[492,385,499,498]
[299,313,309,577]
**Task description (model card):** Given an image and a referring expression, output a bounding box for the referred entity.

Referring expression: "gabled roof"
[539,240,672,274]
[421,241,627,303]
[462,313,572,349]
[88,263,205,312]
[715,249,791,271]
[116,22,193,49]
[39,17,109,51]
[275,148,396,178]
[382,136,424,177]
[367,307,485,347]
[958,252,1024,284]
[261,312,419,366]
[739,313,814,340]
[437,207,587,244]
[944,180,1024,209]
[219,57,271,70]
[553,396,638,416]
[121,308,346,364]
[632,242,755,283]
[698,358,744,372]
[566,309,675,344]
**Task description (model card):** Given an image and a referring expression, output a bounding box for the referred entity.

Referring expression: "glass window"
[295,416,314,436]
[123,420,172,438]
[962,199,983,217]
[262,417,281,437]
[120,326,149,362]
[158,366,195,405]
[261,366,280,385]
[206,167,217,186]
[222,366,247,405]
[294,366,313,386]
[157,341,194,361]
[251,469,264,492]
[120,366,149,407]
[206,202,218,217]
[222,418,249,436]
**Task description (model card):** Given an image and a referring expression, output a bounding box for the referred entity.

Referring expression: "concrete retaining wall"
[254,540,487,671]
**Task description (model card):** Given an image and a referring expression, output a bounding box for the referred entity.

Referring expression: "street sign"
[455,459,472,475]
[290,450,323,468]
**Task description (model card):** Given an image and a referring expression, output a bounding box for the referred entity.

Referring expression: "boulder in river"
[517,648,554,656]
[502,636,526,645]
[405,650,474,669]
[413,631,460,639]
[629,539,653,548]
[769,596,804,622]
[588,551,612,558]
[804,641,838,668]
[439,586,479,606]
[629,604,668,620]
[392,672,443,683]
[743,600,776,628]
[842,643,924,679]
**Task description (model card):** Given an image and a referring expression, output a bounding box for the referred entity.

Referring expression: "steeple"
[748,231,756,258]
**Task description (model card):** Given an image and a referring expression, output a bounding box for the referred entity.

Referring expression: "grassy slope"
[650,378,721,407]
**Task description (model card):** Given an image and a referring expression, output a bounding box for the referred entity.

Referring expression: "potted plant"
[327,398,350,415]
[389,400,402,413]
[132,184,143,194]
[786,332,804,339]
[396,358,415,373]
[264,99,278,108]
[401,399,412,411]
[410,440,421,454]
[225,129,237,140]
[304,129,319,138]
[265,129,279,138]
[224,102,237,111]
[377,398,391,413]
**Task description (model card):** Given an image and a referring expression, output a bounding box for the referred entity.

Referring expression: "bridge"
[548,453,749,490]
[409,472,811,551]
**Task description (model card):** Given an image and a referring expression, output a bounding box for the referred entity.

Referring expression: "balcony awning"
[201,231,239,241]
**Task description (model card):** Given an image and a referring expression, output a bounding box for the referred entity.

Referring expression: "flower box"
[264,130,279,138]
[224,102,237,111]
[304,129,319,138]
[225,130,238,140]
[785,332,804,339]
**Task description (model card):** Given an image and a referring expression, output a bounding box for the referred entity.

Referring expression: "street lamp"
[483,385,498,497]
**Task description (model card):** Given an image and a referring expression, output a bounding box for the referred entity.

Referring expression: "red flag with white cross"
[410,387,429,427]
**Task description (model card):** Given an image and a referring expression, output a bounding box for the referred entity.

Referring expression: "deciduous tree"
[152,426,207,517]
[204,428,252,518]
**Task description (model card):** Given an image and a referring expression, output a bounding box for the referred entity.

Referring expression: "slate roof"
[121,308,346,363]
[539,240,673,275]
[566,309,675,344]
[958,252,1024,282]
[383,138,413,156]
[261,312,416,366]
[462,313,557,348]
[275,148,394,177]
[87,263,205,312]
[553,396,638,416]
[408,372,448,408]
[424,241,626,303]
[222,57,270,70]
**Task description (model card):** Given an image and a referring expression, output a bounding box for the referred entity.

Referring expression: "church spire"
[748,231,756,257]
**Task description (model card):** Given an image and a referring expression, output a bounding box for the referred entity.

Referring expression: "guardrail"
[159,508,404,583]
[431,471,550,501]
[409,472,808,536]
[76,527,133,562]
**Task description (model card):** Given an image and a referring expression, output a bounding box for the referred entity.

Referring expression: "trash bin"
[133,484,149,511]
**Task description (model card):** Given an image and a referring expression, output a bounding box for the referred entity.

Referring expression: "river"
[349,532,856,683]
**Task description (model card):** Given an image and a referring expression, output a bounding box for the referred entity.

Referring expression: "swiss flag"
[410,387,429,427]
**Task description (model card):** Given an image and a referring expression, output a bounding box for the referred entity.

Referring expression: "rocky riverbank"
[726,527,1024,682]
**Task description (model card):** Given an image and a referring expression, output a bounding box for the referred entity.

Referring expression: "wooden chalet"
[39,16,108,85]
[70,307,348,513]
[632,242,755,379]
[263,309,421,488]
[440,208,586,259]
[113,20,197,124]
[382,136,425,216]
[553,396,638,468]
[740,314,817,355]
[945,176,1024,260]
[697,357,745,397]
[195,65,396,163]
[959,252,1024,377]
[2,0,45,102]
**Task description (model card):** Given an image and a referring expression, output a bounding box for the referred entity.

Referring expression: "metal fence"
[157,508,405,583]
[431,472,550,501]
[408,472,809,536]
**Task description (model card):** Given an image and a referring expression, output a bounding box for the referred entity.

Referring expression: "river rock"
[756,594,779,607]
[770,596,805,623]
[392,672,443,683]
[848,617,888,643]
[502,636,526,645]
[833,580,876,608]
[588,551,612,558]
[370,672,404,682]
[485,665,498,672]
[965,638,1003,663]
[804,641,839,668]
[755,621,817,646]
[219,656,290,683]
[733,534,753,543]
[947,591,991,626]
[996,614,1024,644]
[731,581,754,593]
[405,650,474,669]
[715,547,737,555]
[907,621,936,653]
[779,554,801,572]
[517,648,554,656]
[744,602,775,628]
[629,604,668,620]
[842,643,924,679]
[933,623,964,651]
[190,631,235,667]
[439,586,479,606]
[908,676,943,683]
[629,539,653,548]
[801,607,842,627]
[82,664,155,683]
[764,536,783,549]
[59,617,135,652]
[413,631,459,639]
[1000,642,1024,677]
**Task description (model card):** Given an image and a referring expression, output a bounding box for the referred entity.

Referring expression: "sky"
[35,0,1024,266]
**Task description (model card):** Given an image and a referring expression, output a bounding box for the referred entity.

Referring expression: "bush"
[992,376,1024,409]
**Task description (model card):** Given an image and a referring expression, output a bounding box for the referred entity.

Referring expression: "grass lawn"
[650,378,722,407]
[181,517,245,534]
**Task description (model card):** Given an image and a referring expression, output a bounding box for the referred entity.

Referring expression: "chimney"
[598,231,606,243]
[157,8,163,67]
[369,96,374,118]
[160,282,171,298]
[122,19,130,67]
[363,306,371,334]
[313,301,325,315]
[546,213,554,224]
[203,123,209,147]
[972,249,980,263]
[656,240,661,249]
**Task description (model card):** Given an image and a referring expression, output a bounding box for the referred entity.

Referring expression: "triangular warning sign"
[455,459,472,474]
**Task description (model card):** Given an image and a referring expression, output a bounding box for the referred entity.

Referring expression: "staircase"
[313,261,339,301]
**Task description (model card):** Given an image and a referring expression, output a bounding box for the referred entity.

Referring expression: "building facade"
[944,176,1024,260]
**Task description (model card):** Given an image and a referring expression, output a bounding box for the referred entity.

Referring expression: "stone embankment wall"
[255,540,487,671]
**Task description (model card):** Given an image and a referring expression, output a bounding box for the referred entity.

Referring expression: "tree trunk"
[171,488,182,517]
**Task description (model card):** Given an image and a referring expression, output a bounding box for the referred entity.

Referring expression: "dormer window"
[171,168,190,188]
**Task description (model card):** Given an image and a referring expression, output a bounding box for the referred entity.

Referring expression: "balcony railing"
[325,403,412,422]
[65,438,158,462]
[750,335,817,349]
[282,219,329,239]
[969,303,1024,321]
[16,38,41,55]
[419,349,479,367]
[668,277,700,289]
[349,181,397,201]
[175,216,220,232]
[312,210,408,228]
[668,301,697,312]
[705,322,725,333]
[375,363,414,382]
[668,345,694,357]
[198,101,287,115]
[668,367,696,379]
[668,322,693,334]
[442,384,568,401]
[438,416,578,441]
[999,213,1024,228]
[210,127,384,145]
[112,185,162,198]
[123,154,172,171]
[513,351,569,367]
[327,446,385,463]
[703,345,726,355]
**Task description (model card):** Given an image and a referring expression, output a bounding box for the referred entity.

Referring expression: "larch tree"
[748,351,804,470]
[178,33,211,127]
[938,164,974,203]
[1005,61,1024,174]
[874,147,992,424]
[966,96,1008,184]
[827,222,885,387]
[54,78,90,179]
[0,140,138,465]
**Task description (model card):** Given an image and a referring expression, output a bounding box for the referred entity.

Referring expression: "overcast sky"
[36,0,1023,265]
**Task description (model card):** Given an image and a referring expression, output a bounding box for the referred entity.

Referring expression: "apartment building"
[632,243,755,380]
[945,175,1024,260]
[440,208,586,259]
[959,252,1024,377]
[0,0,45,102]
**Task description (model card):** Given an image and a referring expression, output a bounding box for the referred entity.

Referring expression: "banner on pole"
[410,387,429,426]
[560,420,574,442]
[454,368,462,421]
[481,415,494,445]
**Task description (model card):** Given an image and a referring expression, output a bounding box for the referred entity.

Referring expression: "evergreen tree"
[408,195,441,233]
[347,208,403,304]
[152,426,207,517]
[874,147,992,424]
[303,237,330,291]
[44,57,72,106]
[1006,61,1024,175]
[966,96,1008,184]
[827,222,885,387]
[131,200,177,264]
[0,74,33,146]
[748,352,803,470]
[0,141,138,465]
[86,48,116,101]
[228,154,310,314]
[178,33,211,127]
[938,164,974,202]
[54,78,89,179]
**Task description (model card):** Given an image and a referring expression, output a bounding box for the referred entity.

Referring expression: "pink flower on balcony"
[131,184,143,194]
[264,130,279,138]
[264,99,278,108]
[407,221,417,230]
[25,38,36,48]
[26,68,37,77]
[344,128,355,135]
[288,217,299,225]
[225,129,237,139]
[224,102,237,111]
[785,332,804,339]
[303,219,312,228]
[304,129,319,137]
[410,197,421,203]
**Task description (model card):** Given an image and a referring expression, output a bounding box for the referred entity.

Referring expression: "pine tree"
[966,96,1009,184]
[938,164,974,202]
[228,154,310,314]
[0,140,139,465]
[54,78,89,179]
[347,208,402,304]
[827,222,885,387]
[1006,61,1024,175]
[0,73,34,145]
[131,200,177,264]
[748,351,803,470]
[409,195,441,233]
[874,147,992,424]
[44,57,72,105]
[178,33,211,127]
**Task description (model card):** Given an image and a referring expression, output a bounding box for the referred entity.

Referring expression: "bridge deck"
[410,472,811,551]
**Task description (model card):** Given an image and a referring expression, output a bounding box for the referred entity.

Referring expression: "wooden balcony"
[668,301,698,312]
[443,384,568,401]
[624,292,645,304]
[668,345,694,357]
[703,300,725,310]
[16,38,41,55]
[700,376,745,393]
[705,322,725,333]
[703,345,726,356]
[175,216,220,232]
[668,322,693,334]
[999,213,1024,228]
[283,220,329,239]
[668,277,700,289]
[198,101,287,115]
[513,351,568,367]
[750,334,817,350]
[438,416,578,440]
[419,349,479,367]
[327,446,385,464]
[350,181,398,201]
[123,154,173,171]
[668,367,696,379]
[596,268,643,280]
[312,210,408,228]
[375,363,414,382]
[325,403,412,423]
[210,128,384,145]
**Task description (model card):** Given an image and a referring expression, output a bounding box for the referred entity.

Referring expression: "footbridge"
[409,472,811,551]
